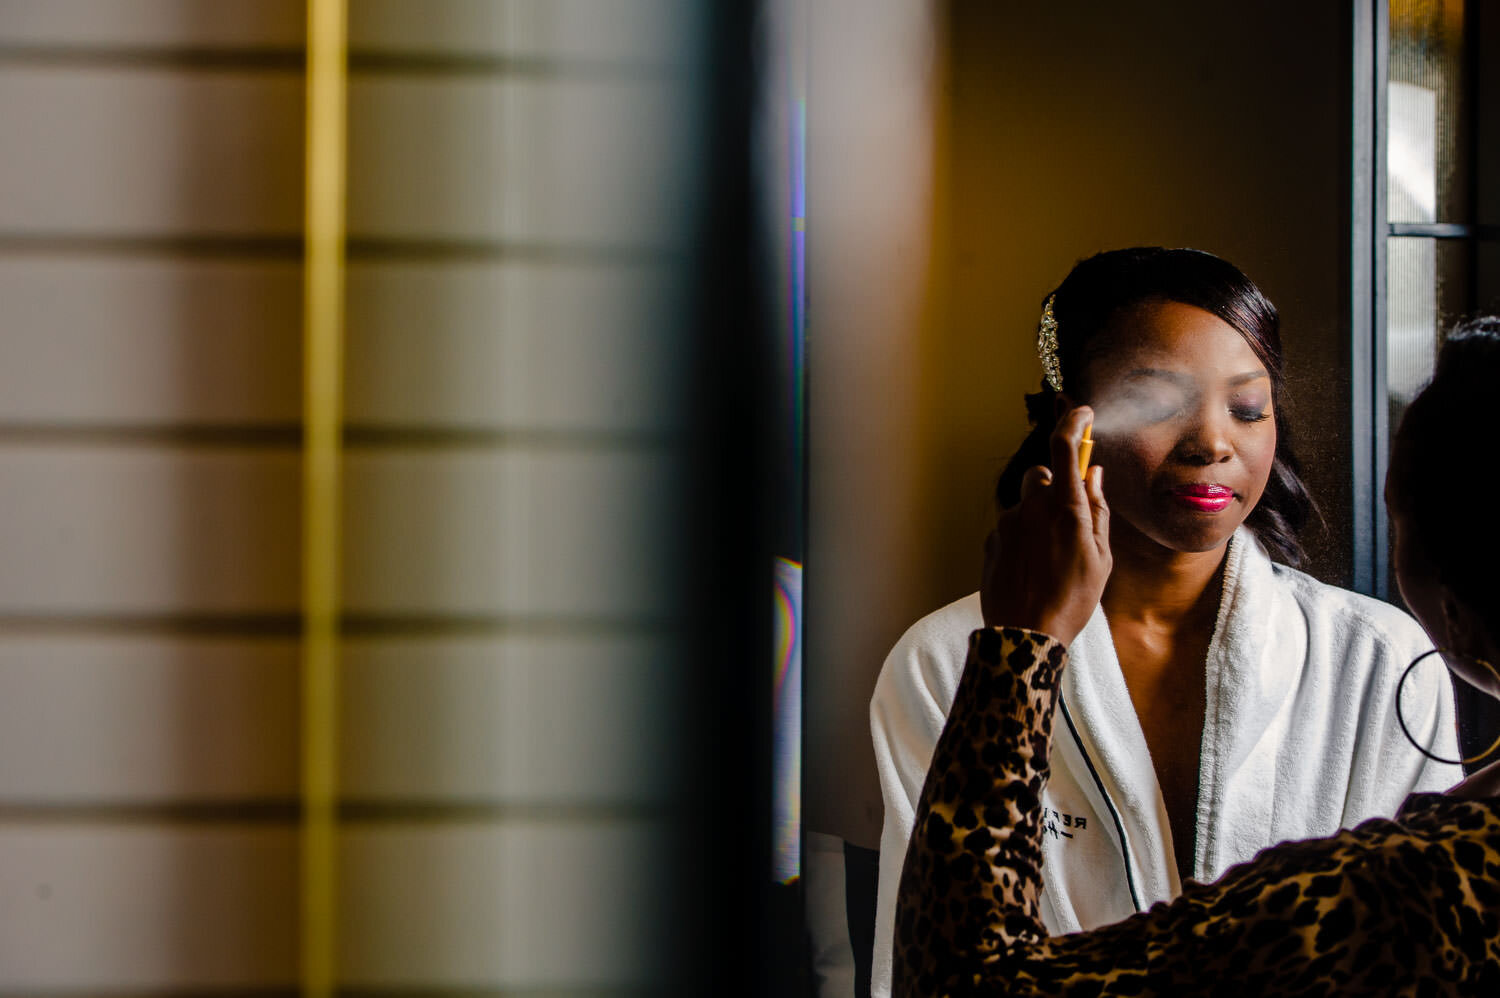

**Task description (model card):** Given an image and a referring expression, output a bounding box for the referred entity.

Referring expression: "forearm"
[891,626,1066,995]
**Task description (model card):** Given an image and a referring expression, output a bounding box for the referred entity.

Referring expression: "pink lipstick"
[1169,483,1235,513]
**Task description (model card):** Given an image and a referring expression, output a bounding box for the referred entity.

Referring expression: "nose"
[1174,404,1234,465]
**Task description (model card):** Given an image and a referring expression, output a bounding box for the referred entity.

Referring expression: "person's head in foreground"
[1388,316,1500,704]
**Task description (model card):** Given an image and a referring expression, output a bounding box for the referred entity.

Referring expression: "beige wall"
[807,1,1354,848]
[0,0,697,990]
[803,0,943,848]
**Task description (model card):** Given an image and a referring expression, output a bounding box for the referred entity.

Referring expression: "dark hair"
[994,247,1316,566]
[1390,316,1500,636]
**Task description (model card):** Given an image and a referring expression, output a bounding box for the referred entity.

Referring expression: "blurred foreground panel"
[0,0,707,992]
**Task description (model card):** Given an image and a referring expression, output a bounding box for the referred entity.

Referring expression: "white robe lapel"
[1193,528,1302,881]
[1055,529,1298,900]
[1060,602,1183,906]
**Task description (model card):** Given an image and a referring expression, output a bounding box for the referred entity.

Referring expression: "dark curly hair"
[994,247,1316,567]
[1389,315,1500,636]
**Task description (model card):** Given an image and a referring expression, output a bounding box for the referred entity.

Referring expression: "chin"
[1114,503,1245,557]
[1166,535,1236,555]
[1446,658,1500,701]
[1145,518,1242,555]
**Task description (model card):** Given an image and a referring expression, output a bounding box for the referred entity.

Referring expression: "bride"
[868,247,1459,995]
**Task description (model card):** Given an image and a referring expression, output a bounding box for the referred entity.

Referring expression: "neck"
[1101,520,1231,630]
[1449,757,1500,799]
[1444,633,1500,799]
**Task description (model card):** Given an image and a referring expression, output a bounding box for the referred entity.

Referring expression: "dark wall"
[928,1,1353,591]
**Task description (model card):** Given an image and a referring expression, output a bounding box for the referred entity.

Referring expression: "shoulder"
[1266,559,1430,657]
[871,592,982,708]
[888,591,983,658]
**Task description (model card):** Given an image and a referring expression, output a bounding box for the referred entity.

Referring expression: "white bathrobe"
[868,528,1462,998]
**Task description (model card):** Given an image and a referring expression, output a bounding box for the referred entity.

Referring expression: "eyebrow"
[1122,367,1269,388]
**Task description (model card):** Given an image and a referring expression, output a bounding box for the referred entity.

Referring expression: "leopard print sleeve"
[891,625,1066,996]
[891,626,1500,996]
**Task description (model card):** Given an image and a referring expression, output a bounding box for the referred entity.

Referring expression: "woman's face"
[1081,300,1278,556]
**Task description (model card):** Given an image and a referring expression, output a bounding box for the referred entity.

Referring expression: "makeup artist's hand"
[980,406,1111,646]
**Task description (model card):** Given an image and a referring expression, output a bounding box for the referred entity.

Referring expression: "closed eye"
[1230,390,1271,423]
[1120,386,1189,423]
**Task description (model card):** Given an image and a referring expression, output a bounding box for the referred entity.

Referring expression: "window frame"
[1354,0,1500,766]
[1350,0,1495,600]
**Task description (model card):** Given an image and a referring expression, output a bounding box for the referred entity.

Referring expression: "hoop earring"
[1395,648,1500,766]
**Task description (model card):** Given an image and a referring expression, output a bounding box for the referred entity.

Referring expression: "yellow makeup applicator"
[1078,420,1094,480]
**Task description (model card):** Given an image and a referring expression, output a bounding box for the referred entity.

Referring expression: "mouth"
[1167,482,1236,513]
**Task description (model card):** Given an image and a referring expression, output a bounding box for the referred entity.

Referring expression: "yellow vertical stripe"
[301,1,347,996]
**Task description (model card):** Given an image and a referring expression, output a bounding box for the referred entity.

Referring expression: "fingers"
[1049,405,1093,497]
[1019,464,1052,502]
[1086,464,1110,548]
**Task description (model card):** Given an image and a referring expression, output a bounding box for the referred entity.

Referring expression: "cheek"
[1096,432,1171,498]
[1397,572,1444,648]
[1239,427,1278,494]
[1392,533,1443,640]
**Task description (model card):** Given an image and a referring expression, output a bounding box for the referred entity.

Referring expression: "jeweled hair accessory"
[1036,294,1062,391]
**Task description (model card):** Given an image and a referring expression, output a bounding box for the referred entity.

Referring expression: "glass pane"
[1386,235,1469,589]
[1388,0,1471,224]
[1387,236,1473,423]
[1386,236,1472,610]
[1480,240,1500,312]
